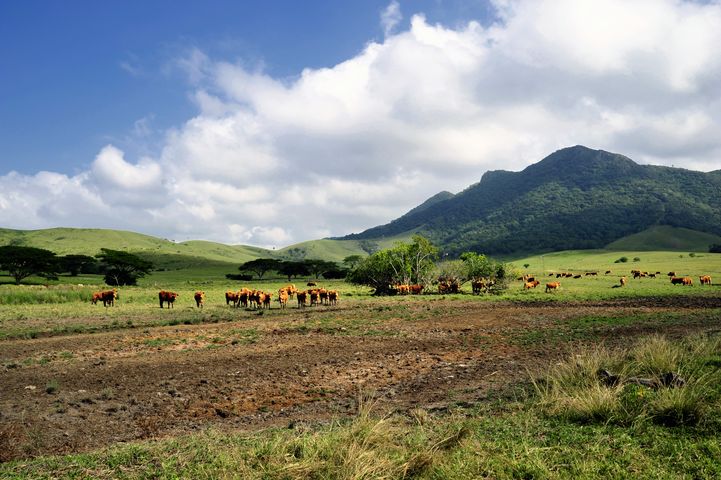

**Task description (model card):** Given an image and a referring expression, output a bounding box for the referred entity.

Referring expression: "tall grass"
[535,334,721,427]
[0,285,95,305]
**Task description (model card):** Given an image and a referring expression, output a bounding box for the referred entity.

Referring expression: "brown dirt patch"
[1,297,718,460]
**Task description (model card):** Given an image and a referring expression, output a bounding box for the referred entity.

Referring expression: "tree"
[343,255,364,270]
[347,235,438,294]
[59,254,97,276]
[96,249,153,286]
[523,263,530,269]
[304,259,339,279]
[277,261,310,281]
[0,246,58,284]
[460,251,511,293]
[238,258,282,279]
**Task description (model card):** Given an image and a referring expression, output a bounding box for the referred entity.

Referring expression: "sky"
[1,0,721,248]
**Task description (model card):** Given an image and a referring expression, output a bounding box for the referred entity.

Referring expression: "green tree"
[96,249,153,286]
[343,255,364,270]
[460,251,510,293]
[347,235,438,294]
[304,259,339,279]
[276,261,310,281]
[0,245,59,284]
[59,254,97,276]
[238,258,282,279]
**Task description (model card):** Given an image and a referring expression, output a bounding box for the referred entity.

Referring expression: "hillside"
[344,146,721,255]
[0,227,375,269]
[605,226,721,252]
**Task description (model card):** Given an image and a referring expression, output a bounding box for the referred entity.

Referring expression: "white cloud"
[2,0,721,246]
[381,1,403,37]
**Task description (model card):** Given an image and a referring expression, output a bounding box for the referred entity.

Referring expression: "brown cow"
[297,291,308,308]
[194,291,205,308]
[307,282,317,287]
[667,272,676,277]
[700,275,712,285]
[309,289,320,306]
[545,282,561,293]
[225,290,240,306]
[619,276,627,287]
[670,277,685,285]
[91,291,103,305]
[409,284,424,295]
[282,284,298,299]
[100,289,117,307]
[159,290,179,309]
[682,276,693,286]
[524,280,540,289]
[395,284,410,295]
[328,290,339,306]
[278,289,289,308]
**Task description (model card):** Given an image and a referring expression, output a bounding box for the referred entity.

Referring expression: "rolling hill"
[343,146,721,255]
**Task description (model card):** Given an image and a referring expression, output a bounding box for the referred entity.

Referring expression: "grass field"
[1,249,720,477]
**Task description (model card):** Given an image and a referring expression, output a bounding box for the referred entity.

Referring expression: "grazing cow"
[545,282,561,293]
[648,273,656,278]
[670,277,685,285]
[668,272,676,277]
[307,282,317,287]
[605,270,612,275]
[556,273,563,278]
[620,276,627,287]
[573,274,582,279]
[471,279,485,294]
[297,291,308,308]
[682,276,693,286]
[158,290,179,309]
[700,275,712,285]
[564,273,574,278]
[100,289,117,307]
[91,291,103,305]
[585,272,598,276]
[524,280,540,289]
[549,273,555,277]
[278,289,289,308]
[194,291,205,308]
[225,291,240,306]
[409,284,424,295]
[328,290,339,306]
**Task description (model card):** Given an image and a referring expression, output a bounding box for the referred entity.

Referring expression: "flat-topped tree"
[96,248,153,286]
[238,258,282,279]
[0,245,58,284]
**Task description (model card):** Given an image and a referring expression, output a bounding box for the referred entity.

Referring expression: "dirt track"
[1,298,720,460]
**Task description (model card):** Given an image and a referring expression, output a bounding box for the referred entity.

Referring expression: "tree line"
[0,246,152,285]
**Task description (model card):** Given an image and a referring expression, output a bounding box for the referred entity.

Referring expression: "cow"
[278,289,289,308]
[395,284,410,295]
[668,272,676,277]
[91,291,103,305]
[605,270,612,275]
[549,273,555,277]
[282,284,298,299]
[225,290,240,306]
[700,275,712,285]
[524,280,540,289]
[328,290,339,306]
[471,279,485,294]
[682,276,693,286]
[159,290,179,309]
[573,274,582,279]
[259,292,272,309]
[545,282,561,293]
[194,291,205,308]
[620,276,627,287]
[556,273,563,278]
[99,289,117,307]
[297,291,308,308]
[670,277,685,285]
[564,273,574,278]
[307,282,317,287]
[309,289,320,306]
[409,284,424,295]
[585,272,598,276]
[319,288,329,305]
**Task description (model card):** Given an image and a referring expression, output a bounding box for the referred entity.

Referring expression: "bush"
[225,273,253,281]
[633,257,641,262]
[614,256,628,263]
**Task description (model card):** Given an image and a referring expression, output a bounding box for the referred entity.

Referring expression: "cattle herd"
[89,269,714,309]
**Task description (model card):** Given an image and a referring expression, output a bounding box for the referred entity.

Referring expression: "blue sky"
[1,1,720,247]
[0,0,495,175]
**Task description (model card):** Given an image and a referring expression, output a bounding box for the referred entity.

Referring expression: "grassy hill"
[605,226,721,252]
[344,146,721,255]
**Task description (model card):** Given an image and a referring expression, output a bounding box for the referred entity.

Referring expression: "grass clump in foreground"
[536,334,721,428]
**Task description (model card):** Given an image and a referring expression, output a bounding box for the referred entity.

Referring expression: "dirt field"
[2,296,720,461]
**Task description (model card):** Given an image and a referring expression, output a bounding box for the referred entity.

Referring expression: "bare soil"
[1,297,720,461]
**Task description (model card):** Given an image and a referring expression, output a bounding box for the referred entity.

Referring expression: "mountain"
[344,146,721,255]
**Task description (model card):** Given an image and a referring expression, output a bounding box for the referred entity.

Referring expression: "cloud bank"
[2,0,721,247]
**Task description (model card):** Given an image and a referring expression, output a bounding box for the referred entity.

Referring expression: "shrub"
[614,256,628,263]
[633,257,641,262]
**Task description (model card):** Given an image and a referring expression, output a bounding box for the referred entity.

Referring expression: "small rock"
[24,385,37,390]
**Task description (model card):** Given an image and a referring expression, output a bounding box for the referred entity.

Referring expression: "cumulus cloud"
[2,0,721,246]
